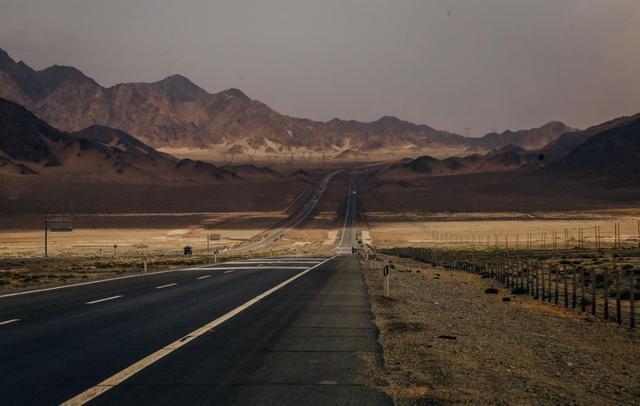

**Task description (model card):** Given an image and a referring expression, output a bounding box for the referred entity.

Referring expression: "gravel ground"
[362,254,640,405]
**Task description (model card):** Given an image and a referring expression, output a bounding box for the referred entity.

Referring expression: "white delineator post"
[383,259,390,297]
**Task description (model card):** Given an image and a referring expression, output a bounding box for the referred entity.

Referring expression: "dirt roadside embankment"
[362,254,640,404]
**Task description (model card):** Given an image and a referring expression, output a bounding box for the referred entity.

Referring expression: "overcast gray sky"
[1,0,639,135]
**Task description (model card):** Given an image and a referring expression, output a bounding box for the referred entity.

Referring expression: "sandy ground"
[361,253,640,405]
[0,212,287,258]
[272,211,340,254]
[0,209,342,293]
[158,146,461,167]
[365,210,640,250]
[358,169,640,213]
[0,174,313,214]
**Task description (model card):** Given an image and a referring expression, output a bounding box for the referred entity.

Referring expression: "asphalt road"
[336,174,359,255]
[0,186,389,405]
[228,170,341,254]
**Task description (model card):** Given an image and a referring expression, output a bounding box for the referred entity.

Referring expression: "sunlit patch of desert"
[364,209,640,249]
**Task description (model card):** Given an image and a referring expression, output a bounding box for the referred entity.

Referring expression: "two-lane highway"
[0,257,326,403]
[0,170,390,405]
[0,255,389,405]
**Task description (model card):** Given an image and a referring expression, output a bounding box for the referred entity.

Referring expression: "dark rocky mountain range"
[540,115,640,184]
[0,48,574,157]
[0,97,233,182]
[540,114,640,159]
[386,145,545,177]
[387,113,640,185]
[474,121,577,151]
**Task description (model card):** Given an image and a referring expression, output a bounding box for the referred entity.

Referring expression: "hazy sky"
[1,0,639,135]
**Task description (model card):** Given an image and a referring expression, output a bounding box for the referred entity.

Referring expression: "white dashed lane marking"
[0,318,20,326]
[155,283,177,290]
[62,256,336,405]
[86,295,124,305]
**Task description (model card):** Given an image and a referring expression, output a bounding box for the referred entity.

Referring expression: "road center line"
[196,275,212,280]
[62,255,336,405]
[86,295,123,305]
[154,283,177,289]
[0,318,20,326]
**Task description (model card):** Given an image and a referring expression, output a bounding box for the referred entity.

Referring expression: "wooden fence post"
[591,269,597,316]
[547,265,552,303]
[554,266,559,305]
[536,262,540,299]
[541,265,546,301]
[604,266,609,321]
[572,269,577,309]
[581,267,586,313]
[615,265,621,325]
[630,274,636,329]
[563,265,568,308]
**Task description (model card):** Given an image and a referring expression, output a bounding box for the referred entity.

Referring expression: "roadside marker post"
[383,259,390,297]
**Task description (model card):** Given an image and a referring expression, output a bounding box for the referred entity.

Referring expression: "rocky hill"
[0,97,233,183]
[386,145,545,177]
[540,115,640,184]
[473,121,577,151]
[541,114,640,159]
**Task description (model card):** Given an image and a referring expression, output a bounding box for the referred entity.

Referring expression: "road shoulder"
[362,254,640,404]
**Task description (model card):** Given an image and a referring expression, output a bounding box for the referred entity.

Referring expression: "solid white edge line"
[220,260,322,265]
[154,283,177,289]
[61,255,337,406]
[86,295,123,305]
[184,266,309,271]
[0,318,20,326]
[196,275,212,280]
[0,258,328,299]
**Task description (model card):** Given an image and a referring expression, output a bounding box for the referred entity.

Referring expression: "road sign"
[44,215,73,257]
[208,234,221,241]
[46,216,73,232]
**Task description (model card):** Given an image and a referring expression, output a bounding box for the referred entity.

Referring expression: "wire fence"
[382,246,638,329]
[417,221,640,250]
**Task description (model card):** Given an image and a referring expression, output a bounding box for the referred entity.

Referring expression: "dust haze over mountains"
[2,1,638,137]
